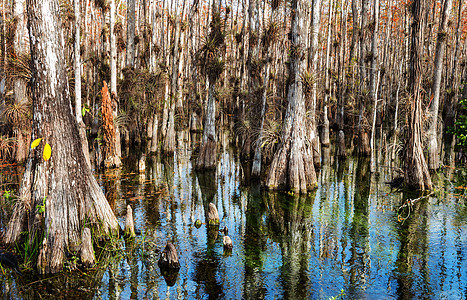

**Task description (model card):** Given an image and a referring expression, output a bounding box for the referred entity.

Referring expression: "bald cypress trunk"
[5,0,119,274]
[265,0,317,194]
[404,0,432,190]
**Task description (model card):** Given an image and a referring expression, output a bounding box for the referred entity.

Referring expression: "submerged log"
[223,236,233,250]
[158,242,180,269]
[124,205,136,238]
[207,203,219,226]
[80,228,95,267]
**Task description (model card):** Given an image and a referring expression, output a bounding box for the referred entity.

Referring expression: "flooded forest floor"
[0,130,467,299]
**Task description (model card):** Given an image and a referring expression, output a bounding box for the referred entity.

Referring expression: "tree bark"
[196,79,217,169]
[357,0,371,156]
[74,0,91,168]
[369,0,380,172]
[13,0,29,163]
[405,0,432,190]
[265,0,317,194]
[6,0,119,274]
[427,0,452,170]
[126,0,136,67]
[110,0,117,93]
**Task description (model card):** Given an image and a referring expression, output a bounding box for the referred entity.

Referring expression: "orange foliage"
[101,81,116,160]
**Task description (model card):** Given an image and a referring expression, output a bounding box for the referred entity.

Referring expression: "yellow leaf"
[43,143,51,161]
[31,138,42,149]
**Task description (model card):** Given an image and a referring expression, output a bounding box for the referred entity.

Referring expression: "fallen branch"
[397,192,434,224]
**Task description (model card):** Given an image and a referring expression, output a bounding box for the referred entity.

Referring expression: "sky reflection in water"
[1,134,467,299]
[100,142,467,299]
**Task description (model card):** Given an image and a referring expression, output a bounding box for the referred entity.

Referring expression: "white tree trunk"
[110,0,117,93]
[427,0,452,170]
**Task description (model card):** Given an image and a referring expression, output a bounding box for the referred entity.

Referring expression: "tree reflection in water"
[1,135,467,299]
[346,157,371,299]
[266,192,314,299]
[193,169,225,299]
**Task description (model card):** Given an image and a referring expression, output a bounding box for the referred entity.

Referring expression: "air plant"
[0,135,16,160]
[262,21,281,50]
[6,53,31,82]
[0,101,31,129]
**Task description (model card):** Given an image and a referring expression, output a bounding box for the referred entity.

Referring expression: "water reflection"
[267,193,314,299]
[347,158,371,299]
[1,133,467,299]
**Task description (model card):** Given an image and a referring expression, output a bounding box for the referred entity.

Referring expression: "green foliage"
[328,289,345,300]
[3,190,12,201]
[81,103,90,117]
[449,95,467,151]
[36,196,46,214]
[19,230,44,270]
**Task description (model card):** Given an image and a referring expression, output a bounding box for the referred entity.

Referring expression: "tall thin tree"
[427,0,452,170]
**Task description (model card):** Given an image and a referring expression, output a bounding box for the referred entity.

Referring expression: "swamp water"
[0,132,467,299]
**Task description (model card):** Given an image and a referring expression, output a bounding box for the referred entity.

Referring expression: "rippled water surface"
[1,134,467,299]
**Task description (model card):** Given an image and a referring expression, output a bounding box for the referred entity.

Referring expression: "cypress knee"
[207,203,219,226]
[158,242,180,269]
[223,236,233,250]
[80,228,95,267]
[125,205,136,238]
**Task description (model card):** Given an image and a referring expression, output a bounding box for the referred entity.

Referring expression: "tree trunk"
[13,0,28,163]
[251,58,270,177]
[405,0,432,190]
[252,5,279,178]
[265,0,317,194]
[196,80,217,169]
[109,0,121,158]
[427,0,452,170]
[126,0,136,67]
[369,0,380,173]
[349,0,359,62]
[357,0,371,156]
[163,103,176,153]
[150,113,159,153]
[74,0,91,168]
[110,0,117,93]
[6,0,119,274]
